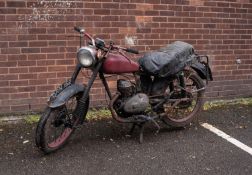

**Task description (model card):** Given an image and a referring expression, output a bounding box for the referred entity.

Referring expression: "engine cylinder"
[117,79,133,97]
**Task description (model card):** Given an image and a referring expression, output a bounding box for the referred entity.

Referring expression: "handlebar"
[123,48,139,54]
[112,45,139,54]
[74,26,139,54]
[74,26,95,47]
[74,26,85,33]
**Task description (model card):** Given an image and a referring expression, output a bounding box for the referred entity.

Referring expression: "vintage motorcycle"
[35,27,213,154]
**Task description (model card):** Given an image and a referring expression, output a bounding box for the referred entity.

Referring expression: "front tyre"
[162,70,205,127]
[35,93,88,154]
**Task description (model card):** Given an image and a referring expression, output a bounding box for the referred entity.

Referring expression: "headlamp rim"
[77,46,97,67]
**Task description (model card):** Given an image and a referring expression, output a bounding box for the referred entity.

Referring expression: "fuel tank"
[102,53,139,74]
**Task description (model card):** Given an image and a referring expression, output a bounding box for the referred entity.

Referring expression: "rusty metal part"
[109,93,133,123]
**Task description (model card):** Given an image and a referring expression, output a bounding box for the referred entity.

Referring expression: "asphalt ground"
[0,104,251,175]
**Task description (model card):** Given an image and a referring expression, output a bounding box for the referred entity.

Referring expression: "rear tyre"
[161,70,205,127]
[35,93,89,154]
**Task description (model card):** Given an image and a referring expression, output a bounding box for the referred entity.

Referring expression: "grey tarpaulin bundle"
[139,41,195,77]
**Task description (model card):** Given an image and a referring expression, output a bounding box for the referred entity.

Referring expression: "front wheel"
[35,93,89,154]
[161,70,205,127]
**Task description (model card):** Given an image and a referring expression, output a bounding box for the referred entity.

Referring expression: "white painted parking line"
[201,123,252,156]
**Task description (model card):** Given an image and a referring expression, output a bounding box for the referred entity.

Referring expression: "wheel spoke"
[44,95,80,149]
[162,70,204,124]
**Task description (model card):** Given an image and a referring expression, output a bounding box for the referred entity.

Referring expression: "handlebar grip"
[74,26,85,33]
[125,48,139,54]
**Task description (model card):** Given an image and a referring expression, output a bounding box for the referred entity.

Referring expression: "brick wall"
[0,0,252,114]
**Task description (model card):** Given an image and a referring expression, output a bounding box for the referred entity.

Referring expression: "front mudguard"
[48,83,87,108]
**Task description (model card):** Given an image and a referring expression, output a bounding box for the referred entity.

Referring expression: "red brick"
[37,85,55,92]
[7,1,25,7]
[49,41,66,46]
[56,72,71,78]
[38,35,56,40]
[18,35,37,41]
[18,60,36,67]
[0,9,16,14]
[37,60,55,66]
[94,9,110,15]
[47,28,65,34]
[38,72,56,79]
[145,0,161,4]
[57,22,75,28]
[17,86,35,93]
[102,28,119,33]
[48,66,67,72]
[0,2,5,7]
[102,16,118,21]
[9,41,28,47]
[11,105,29,112]
[0,42,8,48]
[47,53,65,60]
[30,92,48,98]
[0,61,17,67]
[189,0,203,6]
[10,80,28,86]
[111,9,127,15]
[48,78,67,85]
[29,41,47,47]
[160,11,175,16]
[0,92,10,100]
[128,10,145,16]
[0,80,9,87]
[94,22,111,27]
[84,2,102,8]
[19,73,37,80]
[0,105,11,113]
[0,68,8,74]
[120,3,136,9]
[9,67,28,74]
[29,67,47,73]
[17,8,33,14]
[28,54,46,60]
[153,17,167,22]
[119,27,136,34]
[136,16,152,23]
[103,3,120,9]
[1,48,20,54]
[10,93,29,99]
[21,48,40,54]
[29,79,47,86]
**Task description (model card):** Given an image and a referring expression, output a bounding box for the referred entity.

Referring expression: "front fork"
[71,62,112,124]
[70,64,82,84]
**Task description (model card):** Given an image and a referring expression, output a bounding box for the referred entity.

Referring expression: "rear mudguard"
[191,62,213,81]
[48,83,87,108]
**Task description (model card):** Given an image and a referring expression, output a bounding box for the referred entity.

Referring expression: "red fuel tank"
[102,53,139,74]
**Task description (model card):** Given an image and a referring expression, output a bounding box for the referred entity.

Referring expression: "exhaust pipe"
[109,93,134,123]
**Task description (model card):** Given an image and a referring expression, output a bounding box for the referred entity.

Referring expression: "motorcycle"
[35,27,213,154]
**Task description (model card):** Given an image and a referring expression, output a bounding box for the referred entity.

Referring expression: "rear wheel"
[161,70,205,127]
[35,93,89,154]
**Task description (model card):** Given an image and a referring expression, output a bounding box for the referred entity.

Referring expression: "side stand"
[128,119,160,144]
[128,123,145,143]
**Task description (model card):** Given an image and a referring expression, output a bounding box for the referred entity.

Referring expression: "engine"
[114,79,149,117]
